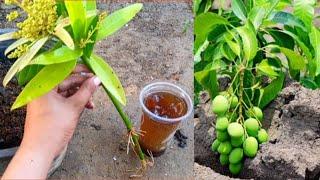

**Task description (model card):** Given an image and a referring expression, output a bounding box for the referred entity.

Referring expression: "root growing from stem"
[126,128,154,178]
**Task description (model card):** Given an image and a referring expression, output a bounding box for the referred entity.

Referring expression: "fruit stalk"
[237,65,245,123]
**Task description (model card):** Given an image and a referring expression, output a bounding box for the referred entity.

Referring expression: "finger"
[68,77,101,110]
[58,73,94,93]
[67,87,79,97]
[73,64,91,73]
[60,91,68,97]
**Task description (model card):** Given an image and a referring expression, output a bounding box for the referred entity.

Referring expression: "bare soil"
[0,43,26,150]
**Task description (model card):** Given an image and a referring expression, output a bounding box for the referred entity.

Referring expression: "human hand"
[2,64,101,179]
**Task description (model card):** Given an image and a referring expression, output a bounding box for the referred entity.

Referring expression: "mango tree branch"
[81,56,146,166]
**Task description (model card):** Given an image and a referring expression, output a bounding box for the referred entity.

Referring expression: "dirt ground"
[0,2,194,179]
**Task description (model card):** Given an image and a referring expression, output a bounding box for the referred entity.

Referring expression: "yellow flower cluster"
[4,0,17,5]
[6,11,19,21]
[6,0,58,40]
[8,44,29,59]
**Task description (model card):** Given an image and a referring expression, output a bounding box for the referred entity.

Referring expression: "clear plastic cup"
[138,82,193,157]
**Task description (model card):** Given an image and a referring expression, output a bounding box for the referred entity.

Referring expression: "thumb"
[68,76,101,109]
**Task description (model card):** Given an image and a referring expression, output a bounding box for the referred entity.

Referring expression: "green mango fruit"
[212,95,229,116]
[216,130,229,142]
[257,129,268,143]
[248,106,263,121]
[227,122,244,138]
[243,137,258,158]
[230,95,238,109]
[220,154,229,165]
[229,148,244,164]
[244,118,259,137]
[216,116,229,131]
[218,141,232,155]
[211,139,221,152]
[229,163,242,175]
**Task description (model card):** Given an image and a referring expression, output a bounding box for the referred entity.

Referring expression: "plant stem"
[81,56,145,164]
[104,87,145,162]
[238,65,245,124]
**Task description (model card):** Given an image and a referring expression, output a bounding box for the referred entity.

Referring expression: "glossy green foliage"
[1,0,143,109]
[86,54,126,105]
[12,60,76,109]
[96,3,143,41]
[194,0,320,107]
[195,0,319,176]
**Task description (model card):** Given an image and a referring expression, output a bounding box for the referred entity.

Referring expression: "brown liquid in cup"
[139,92,188,156]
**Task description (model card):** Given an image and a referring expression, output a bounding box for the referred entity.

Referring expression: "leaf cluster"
[0,0,143,110]
[194,0,319,108]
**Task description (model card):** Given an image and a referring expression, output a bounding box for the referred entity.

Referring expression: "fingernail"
[80,72,87,77]
[93,77,101,86]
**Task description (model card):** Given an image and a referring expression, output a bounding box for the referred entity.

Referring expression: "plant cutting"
[194,0,319,175]
[0,0,151,174]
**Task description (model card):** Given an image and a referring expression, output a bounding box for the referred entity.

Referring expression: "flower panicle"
[8,44,29,59]
[6,11,19,21]
[5,0,58,41]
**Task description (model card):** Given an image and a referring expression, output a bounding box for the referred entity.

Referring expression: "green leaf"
[268,29,294,49]
[257,59,279,78]
[231,0,247,21]
[224,38,240,57]
[266,0,280,17]
[281,30,312,60]
[17,64,43,86]
[194,12,229,36]
[194,39,209,64]
[309,25,320,75]
[87,54,126,105]
[5,38,29,55]
[259,72,285,108]
[300,77,318,89]
[270,11,307,32]
[30,46,82,65]
[222,43,236,61]
[236,25,258,61]
[203,0,213,13]
[12,60,76,110]
[54,27,75,50]
[293,0,315,32]
[194,13,228,52]
[245,0,254,12]
[279,47,306,70]
[195,68,219,98]
[224,32,241,57]
[96,3,143,41]
[0,32,15,42]
[65,1,86,42]
[3,37,48,87]
[84,0,97,11]
[248,7,266,30]
[193,0,202,14]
